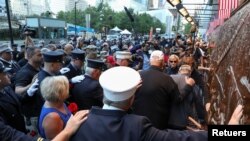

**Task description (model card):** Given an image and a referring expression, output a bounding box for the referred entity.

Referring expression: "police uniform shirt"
[0,116,49,141]
[0,58,21,75]
[0,86,26,133]
[71,75,103,110]
[64,63,83,80]
[30,51,64,116]
[70,107,207,141]
[64,49,85,79]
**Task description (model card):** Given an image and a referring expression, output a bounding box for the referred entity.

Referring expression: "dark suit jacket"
[0,87,50,141]
[0,86,26,133]
[0,116,49,141]
[70,107,207,141]
[71,75,103,110]
[132,66,181,130]
[29,69,53,117]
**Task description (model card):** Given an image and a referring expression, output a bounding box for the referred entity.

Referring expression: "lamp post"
[5,0,14,45]
[74,0,78,36]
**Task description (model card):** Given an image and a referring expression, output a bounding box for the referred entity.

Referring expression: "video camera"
[132,54,143,62]
[22,25,36,37]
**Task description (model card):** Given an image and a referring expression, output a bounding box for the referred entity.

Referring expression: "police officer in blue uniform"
[0,47,87,141]
[71,59,104,110]
[26,50,64,118]
[0,61,27,133]
[62,49,85,80]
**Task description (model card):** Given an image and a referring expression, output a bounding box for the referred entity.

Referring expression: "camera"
[176,35,181,39]
[132,54,143,62]
[22,25,36,37]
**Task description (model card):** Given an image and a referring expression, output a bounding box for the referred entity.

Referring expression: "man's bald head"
[64,44,73,55]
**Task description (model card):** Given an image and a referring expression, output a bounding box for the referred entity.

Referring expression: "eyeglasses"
[170,60,177,63]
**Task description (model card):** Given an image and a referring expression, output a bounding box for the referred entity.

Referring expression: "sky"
[0,0,209,12]
[0,0,5,6]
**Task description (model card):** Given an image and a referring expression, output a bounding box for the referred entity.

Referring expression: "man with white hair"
[70,66,207,141]
[132,50,193,130]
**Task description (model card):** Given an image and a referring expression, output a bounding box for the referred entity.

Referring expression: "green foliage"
[56,5,166,34]
[0,28,20,40]
[28,14,40,17]
[184,23,192,34]
[40,11,53,18]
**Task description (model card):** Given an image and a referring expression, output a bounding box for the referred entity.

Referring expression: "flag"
[207,0,239,34]
[218,0,238,20]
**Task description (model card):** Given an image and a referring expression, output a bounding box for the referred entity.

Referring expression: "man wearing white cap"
[132,50,193,130]
[115,51,132,67]
[0,44,21,89]
[70,66,207,141]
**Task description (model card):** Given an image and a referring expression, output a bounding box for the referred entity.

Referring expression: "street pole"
[75,1,77,36]
[5,0,14,45]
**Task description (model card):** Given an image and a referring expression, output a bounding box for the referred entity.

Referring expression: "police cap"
[71,49,85,61]
[42,50,64,63]
[87,59,104,70]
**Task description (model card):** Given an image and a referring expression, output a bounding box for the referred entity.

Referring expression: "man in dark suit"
[132,50,193,130]
[71,59,104,110]
[70,66,207,141]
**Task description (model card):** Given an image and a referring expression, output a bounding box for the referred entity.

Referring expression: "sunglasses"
[170,60,177,63]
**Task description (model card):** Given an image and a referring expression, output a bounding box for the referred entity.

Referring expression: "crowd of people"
[0,33,243,141]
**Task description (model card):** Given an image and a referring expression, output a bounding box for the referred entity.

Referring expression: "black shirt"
[15,63,39,88]
[18,58,28,68]
[15,63,40,117]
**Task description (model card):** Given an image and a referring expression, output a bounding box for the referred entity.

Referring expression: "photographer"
[24,35,34,48]
[22,26,36,47]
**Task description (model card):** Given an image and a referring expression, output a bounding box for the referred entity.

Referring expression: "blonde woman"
[38,76,72,139]
[165,54,180,75]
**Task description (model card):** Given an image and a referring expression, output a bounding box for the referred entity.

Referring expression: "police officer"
[61,49,85,80]
[71,59,104,110]
[0,44,21,89]
[24,50,64,134]
[0,61,27,133]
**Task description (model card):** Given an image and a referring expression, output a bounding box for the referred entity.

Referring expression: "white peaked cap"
[115,51,132,60]
[99,66,141,101]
